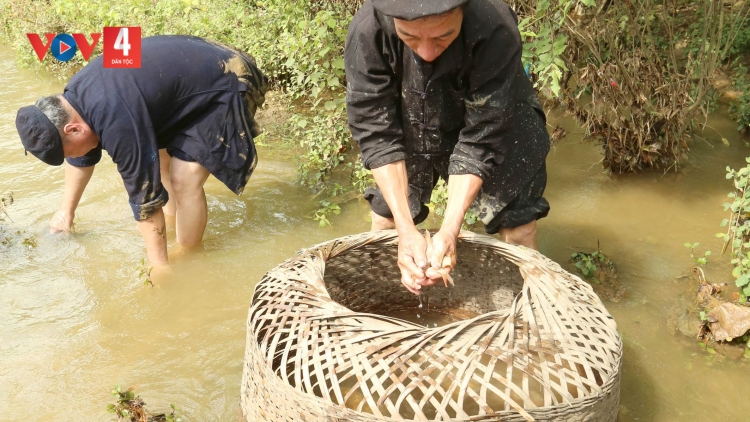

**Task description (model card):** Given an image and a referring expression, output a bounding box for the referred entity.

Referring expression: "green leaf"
[332,58,345,69]
[552,36,567,56]
[580,0,596,6]
[550,82,561,97]
[517,17,530,31]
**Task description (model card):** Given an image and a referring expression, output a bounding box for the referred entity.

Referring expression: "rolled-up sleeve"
[111,129,168,221]
[345,9,406,169]
[449,24,522,181]
[130,188,168,221]
[102,100,168,221]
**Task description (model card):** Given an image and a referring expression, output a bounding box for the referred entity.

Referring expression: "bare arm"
[371,160,429,294]
[136,208,169,266]
[50,162,95,232]
[423,174,483,285]
[371,161,414,233]
[440,174,483,241]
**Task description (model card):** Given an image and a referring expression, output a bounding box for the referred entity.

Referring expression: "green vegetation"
[730,64,750,134]
[718,159,750,303]
[312,199,341,227]
[560,0,749,172]
[108,385,147,421]
[107,385,182,422]
[137,258,153,287]
[684,242,711,267]
[513,0,596,98]
[570,246,624,301]
[571,250,607,283]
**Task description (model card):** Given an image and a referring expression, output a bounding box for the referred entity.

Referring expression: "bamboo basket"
[241,230,622,421]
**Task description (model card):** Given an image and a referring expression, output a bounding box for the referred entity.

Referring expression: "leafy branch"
[718,159,750,303]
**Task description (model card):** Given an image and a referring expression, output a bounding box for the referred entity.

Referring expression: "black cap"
[16,105,64,166]
[372,0,469,20]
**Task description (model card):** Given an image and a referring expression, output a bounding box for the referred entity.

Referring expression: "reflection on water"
[1,43,750,421]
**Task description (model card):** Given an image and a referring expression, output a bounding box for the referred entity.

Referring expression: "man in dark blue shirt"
[15,36,268,275]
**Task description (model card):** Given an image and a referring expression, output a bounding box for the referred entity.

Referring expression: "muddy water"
[540,111,750,421]
[0,45,372,421]
[1,42,750,421]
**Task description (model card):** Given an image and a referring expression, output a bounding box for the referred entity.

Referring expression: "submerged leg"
[370,211,396,231]
[170,157,210,247]
[499,220,538,250]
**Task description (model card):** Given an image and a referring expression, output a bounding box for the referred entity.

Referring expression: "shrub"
[730,65,750,134]
[718,159,750,303]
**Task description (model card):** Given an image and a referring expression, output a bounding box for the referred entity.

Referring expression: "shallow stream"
[1,44,750,421]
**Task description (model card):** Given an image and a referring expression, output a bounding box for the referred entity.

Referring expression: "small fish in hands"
[423,230,456,287]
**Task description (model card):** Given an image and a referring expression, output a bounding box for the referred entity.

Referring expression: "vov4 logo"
[26,27,141,68]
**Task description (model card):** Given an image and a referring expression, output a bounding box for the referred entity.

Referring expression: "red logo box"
[103,27,141,68]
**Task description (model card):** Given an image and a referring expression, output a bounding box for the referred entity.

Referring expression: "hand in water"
[397,226,428,295]
[49,210,74,233]
[420,229,457,287]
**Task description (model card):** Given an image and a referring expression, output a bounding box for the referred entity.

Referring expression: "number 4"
[114,27,130,57]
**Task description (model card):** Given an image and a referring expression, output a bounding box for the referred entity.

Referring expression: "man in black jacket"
[345,0,550,294]
[16,36,268,277]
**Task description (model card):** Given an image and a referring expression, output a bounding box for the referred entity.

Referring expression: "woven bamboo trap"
[241,230,622,421]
